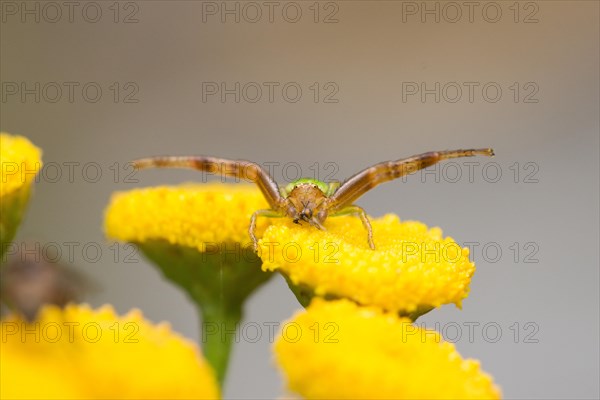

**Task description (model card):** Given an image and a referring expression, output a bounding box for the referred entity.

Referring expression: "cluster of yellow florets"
[1,304,220,399]
[259,214,474,314]
[0,132,43,198]
[104,184,270,251]
[274,299,501,399]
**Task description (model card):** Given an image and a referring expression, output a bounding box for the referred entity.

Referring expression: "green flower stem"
[199,302,241,385]
[137,240,272,387]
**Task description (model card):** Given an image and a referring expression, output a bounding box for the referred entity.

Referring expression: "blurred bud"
[0,245,89,321]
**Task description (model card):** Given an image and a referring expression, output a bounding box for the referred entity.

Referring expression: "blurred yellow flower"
[259,214,475,315]
[275,298,501,399]
[0,132,42,198]
[1,303,220,399]
[1,132,43,260]
[105,184,270,250]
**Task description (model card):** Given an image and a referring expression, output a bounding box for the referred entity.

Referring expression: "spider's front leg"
[133,155,284,210]
[331,205,375,250]
[249,209,284,251]
[326,148,493,250]
[133,155,291,252]
[329,148,494,209]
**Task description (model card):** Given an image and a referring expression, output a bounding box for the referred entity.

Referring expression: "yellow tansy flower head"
[105,184,270,250]
[1,303,219,399]
[275,298,501,399]
[104,184,274,385]
[259,214,475,316]
[0,132,42,197]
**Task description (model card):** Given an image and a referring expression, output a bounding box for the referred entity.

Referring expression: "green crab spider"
[133,148,494,251]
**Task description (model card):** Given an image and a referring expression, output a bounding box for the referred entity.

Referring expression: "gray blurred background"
[1,1,598,398]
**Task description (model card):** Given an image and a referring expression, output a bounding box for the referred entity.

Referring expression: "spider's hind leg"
[331,205,375,250]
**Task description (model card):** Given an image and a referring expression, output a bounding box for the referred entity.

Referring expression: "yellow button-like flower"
[104,184,274,385]
[1,303,219,399]
[0,132,42,198]
[275,298,501,399]
[105,184,270,250]
[259,214,474,316]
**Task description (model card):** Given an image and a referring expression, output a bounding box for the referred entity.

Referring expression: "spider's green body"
[283,178,338,197]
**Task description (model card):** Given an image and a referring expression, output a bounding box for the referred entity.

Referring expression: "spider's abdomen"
[284,178,328,196]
